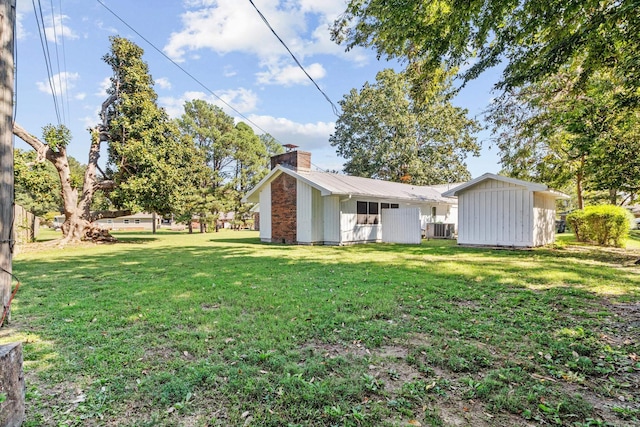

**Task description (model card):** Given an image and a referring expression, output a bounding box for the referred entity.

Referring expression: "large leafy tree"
[177,100,237,231]
[13,37,201,243]
[14,148,63,216]
[330,68,480,184]
[228,122,272,224]
[177,100,282,231]
[332,0,639,98]
[489,66,640,207]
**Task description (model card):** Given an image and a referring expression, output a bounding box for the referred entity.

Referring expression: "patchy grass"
[1,230,639,426]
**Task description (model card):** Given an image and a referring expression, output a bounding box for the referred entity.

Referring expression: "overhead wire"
[95,0,276,139]
[49,0,69,125]
[32,0,61,125]
[247,0,340,116]
[58,0,71,125]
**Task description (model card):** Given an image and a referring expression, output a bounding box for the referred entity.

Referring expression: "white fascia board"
[443,173,550,197]
[242,166,337,203]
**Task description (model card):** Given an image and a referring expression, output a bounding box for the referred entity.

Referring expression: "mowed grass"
[2,230,639,426]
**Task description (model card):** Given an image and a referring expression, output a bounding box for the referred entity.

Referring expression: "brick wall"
[271,151,311,172]
[271,173,297,243]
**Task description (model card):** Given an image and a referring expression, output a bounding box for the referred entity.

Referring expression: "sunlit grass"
[2,230,639,426]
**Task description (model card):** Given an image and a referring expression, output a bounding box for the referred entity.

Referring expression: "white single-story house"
[242,150,459,245]
[53,212,164,231]
[94,212,161,231]
[442,173,570,247]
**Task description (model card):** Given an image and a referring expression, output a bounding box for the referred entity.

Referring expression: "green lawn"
[2,230,639,426]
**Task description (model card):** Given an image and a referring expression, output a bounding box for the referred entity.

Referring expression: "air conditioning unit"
[424,223,456,239]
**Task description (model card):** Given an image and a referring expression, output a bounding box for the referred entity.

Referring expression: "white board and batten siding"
[323,195,341,245]
[381,208,421,244]
[533,193,556,246]
[296,181,324,244]
[258,184,271,242]
[457,179,534,247]
[340,198,380,243]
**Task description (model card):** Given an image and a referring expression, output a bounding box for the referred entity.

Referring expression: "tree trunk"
[13,94,118,244]
[576,156,585,210]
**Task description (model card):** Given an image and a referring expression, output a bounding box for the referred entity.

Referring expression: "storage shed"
[442,173,569,247]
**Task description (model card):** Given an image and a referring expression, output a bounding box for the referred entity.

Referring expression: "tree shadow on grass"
[208,237,265,245]
[110,237,158,245]
[7,234,640,426]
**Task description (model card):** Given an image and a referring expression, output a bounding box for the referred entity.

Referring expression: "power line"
[49,0,67,125]
[95,0,277,139]
[247,0,340,116]
[53,0,71,126]
[32,0,61,125]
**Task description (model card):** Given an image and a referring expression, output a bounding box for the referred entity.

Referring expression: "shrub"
[566,205,632,247]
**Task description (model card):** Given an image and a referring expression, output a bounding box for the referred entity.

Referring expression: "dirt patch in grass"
[302,315,639,426]
[555,244,640,267]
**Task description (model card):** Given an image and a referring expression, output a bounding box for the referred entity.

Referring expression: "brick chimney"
[270,150,311,173]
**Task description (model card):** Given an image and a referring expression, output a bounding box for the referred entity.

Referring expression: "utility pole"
[0,0,16,326]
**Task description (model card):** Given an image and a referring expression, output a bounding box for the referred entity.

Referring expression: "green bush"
[566,205,632,247]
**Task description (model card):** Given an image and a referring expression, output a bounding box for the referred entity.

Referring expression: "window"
[106,219,113,224]
[356,201,380,224]
[134,219,141,224]
[431,206,437,218]
[381,203,399,209]
[123,219,130,224]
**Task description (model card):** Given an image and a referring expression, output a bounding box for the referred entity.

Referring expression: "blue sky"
[14,0,501,178]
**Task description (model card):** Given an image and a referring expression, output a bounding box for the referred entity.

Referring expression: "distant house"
[242,150,459,245]
[94,213,161,231]
[442,173,569,247]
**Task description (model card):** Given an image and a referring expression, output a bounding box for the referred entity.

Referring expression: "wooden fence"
[13,204,39,245]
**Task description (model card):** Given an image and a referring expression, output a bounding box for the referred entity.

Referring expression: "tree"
[489,66,640,208]
[330,68,480,184]
[177,99,236,231]
[227,122,270,225]
[177,100,281,231]
[332,0,639,98]
[13,37,201,243]
[14,148,63,216]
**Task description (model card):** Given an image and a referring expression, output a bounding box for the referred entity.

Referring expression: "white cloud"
[95,20,118,34]
[80,104,103,130]
[44,14,79,44]
[36,72,80,96]
[16,12,27,40]
[155,77,172,90]
[164,0,369,83]
[246,114,335,152]
[75,93,86,101]
[160,88,259,118]
[223,66,237,78]
[95,77,111,97]
[256,62,326,86]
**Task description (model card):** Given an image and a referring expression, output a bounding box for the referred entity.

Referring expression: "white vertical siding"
[457,179,535,247]
[311,188,324,242]
[533,193,556,246]
[381,208,421,244]
[259,184,271,242]
[340,198,380,243]
[323,195,341,244]
[297,181,313,243]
